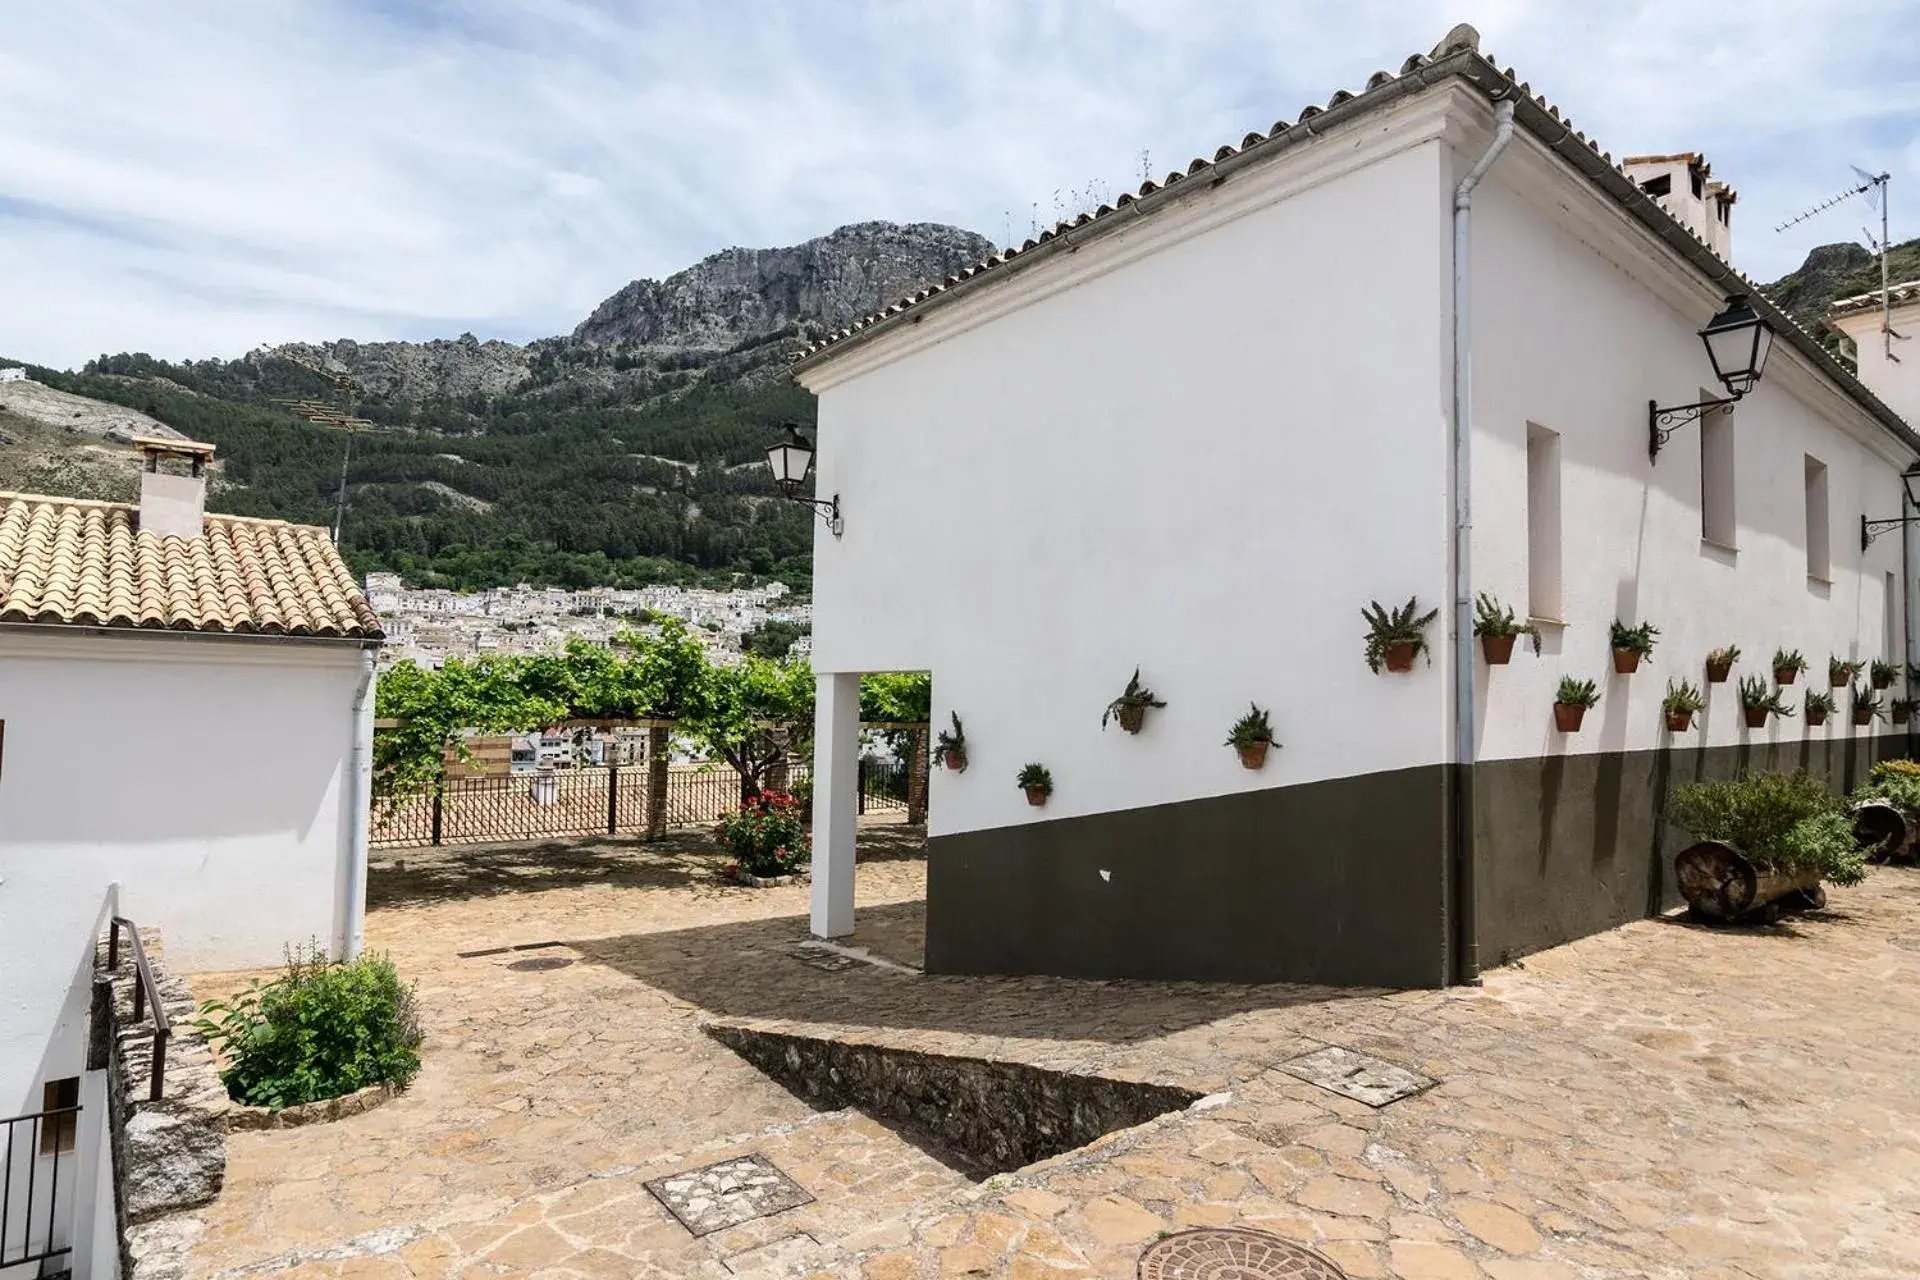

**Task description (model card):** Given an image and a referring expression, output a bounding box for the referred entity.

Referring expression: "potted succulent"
[1663,680,1705,733]
[1893,697,1918,727]
[1363,597,1440,673]
[1668,772,1865,922]
[1851,682,1884,726]
[1472,593,1536,665]
[934,711,968,773]
[1016,763,1053,807]
[1829,656,1858,688]
[1850,758,1920,862]
[1871,659,1899,690]
[1552,676,1600,732]
[1102,668,1166,733]
[1609,619,1659,674]
[1705,645,1740,684]
[1225,703,1278,770]
[1738,675,1793,729]
[1804,689,1835,727]
[1773,649,1807,685]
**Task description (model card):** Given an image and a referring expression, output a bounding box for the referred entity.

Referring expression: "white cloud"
[0,0,1913,368]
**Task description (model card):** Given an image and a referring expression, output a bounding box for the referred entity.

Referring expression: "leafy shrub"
[1859,759,1920,812]
[1667,772,1866,885]
[196,947,422,1110]
[715,790,809,877]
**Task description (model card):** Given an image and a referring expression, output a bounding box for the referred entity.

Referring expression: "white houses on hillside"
[0,438,382,1274]
[791,25,1919,988]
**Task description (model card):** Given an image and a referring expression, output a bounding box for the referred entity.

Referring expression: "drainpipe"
[341,649,376,960]
[1449,96,1516,986]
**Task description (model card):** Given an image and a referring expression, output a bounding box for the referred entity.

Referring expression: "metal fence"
[2,1105,79,1271]
[370,757,908,850]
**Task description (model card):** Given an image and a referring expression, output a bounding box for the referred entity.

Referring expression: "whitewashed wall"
[804,103,1456,837]
[1833,300,1920,432]
[1467,135,1912,764]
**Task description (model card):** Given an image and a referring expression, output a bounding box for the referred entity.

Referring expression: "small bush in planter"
[715,790,810,879]
[1225,703,1278,770]
[1804,689,1835,726]
[1668,772,1866,888]
[1552,676,1600,732]
[1871,659,1899,689]
[1609,619,1659,673]
[1102,668,1166,733]
[1893,697,1918,727]
[1705,645,1740,684]
[1773,648,1807,685]
[195,945,422,1111]
[1363,597,1439,673]
[1017,762,1053,806]
[934,711,968,772]
[1738,675,1793,728]
[1829,656,1858,688]
[1852,682,1885,726]
[1472,593,1536,664]
[1859,759,1920,812]
[1663,680,1704,732]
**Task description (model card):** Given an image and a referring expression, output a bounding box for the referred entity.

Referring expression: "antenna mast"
[1777,170,1898,361]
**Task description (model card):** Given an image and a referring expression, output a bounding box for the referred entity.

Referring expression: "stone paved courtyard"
[180,825,1920,1279]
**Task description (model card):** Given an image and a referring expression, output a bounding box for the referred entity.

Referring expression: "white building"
[0,367,26,383]
[792,25,1918,987]
[0,439,382,1273]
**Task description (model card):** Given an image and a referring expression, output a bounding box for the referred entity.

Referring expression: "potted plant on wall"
[1102,668,1166,733]
[1225,703,1278,770]
[1829,656,1858,688]
[1017,763,1053,807]
[1893,697,1918,727]
[1363,597,1440,673]
[1705,645,1741,684]
[1609,620,1660,674]
[1871,659,1899,690]
[1773,649,1807,685]
[1668,772,1865,922]
[1738,675,1793,729]
[934,712,968,773]
[1852,682,1884,726]
[1804,689,1835,727]
[1473,593,1536,665]
[1552,676,1600,732]
[1663,680,1705,732]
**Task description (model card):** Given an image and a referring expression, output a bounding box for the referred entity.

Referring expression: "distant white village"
[363,572,811,668]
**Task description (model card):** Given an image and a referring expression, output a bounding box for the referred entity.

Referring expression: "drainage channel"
[706,1024,1203,1180]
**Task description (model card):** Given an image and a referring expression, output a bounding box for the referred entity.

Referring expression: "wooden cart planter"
[1674,841,1827,922]
[1851,799,1918,863]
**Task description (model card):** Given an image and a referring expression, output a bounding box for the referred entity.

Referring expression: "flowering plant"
[714,790,810,878]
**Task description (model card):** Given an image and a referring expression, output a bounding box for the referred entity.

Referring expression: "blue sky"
[1,1,1915,369]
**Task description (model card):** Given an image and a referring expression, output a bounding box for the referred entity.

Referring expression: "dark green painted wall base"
[924,764,1449,988]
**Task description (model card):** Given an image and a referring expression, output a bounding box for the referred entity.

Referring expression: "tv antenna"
[1777,168,1902,362]
[268,348,374,544]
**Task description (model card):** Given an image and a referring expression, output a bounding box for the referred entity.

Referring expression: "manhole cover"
[506,956,574,972]
[1277,1045,1435,1108]
[645,1154,814,1236]
[791,945,860,972]
[1138,1228,1346,1278]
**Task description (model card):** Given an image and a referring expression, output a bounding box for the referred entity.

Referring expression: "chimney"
[134,436,215,539]
[1622,152,1735,260]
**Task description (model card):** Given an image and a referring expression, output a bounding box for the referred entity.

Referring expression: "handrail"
[1,1105,81,1269]
[108,917,171,1101]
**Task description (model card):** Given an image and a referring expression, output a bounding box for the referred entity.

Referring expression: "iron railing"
[108,917,170,1101]
[1,1105,79,1271]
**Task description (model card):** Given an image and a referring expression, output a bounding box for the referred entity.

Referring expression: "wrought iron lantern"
[1649,294,1778,463]
[764,424,842,535]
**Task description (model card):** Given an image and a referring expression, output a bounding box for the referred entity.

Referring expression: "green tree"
[685,656,815,802]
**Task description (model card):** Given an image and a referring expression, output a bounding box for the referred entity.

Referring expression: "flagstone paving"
[180,827,1920,1279]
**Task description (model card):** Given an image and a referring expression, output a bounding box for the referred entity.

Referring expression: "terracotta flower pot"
[1832,670,1852,688]
[1480,633,1516,665]
[1236,741,1271,771]
[1775,667,1799,686]
[1807,708,1829,727]
[1873,671,1894,690]
[1612,648,1641,675]
[1117,703,1146,734]
[1743,706,1770,729]
[1024,786,1049,807]
[1705,659,1733,684]
[1553,702,1588,732]
[1853,707,1875,726]
[1896,708,1912,727]
[940,749,967,773]
[1666,711,1694,733]
[1384,641,1418,673]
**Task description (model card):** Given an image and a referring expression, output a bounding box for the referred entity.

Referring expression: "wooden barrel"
[1674,841,1824,922]
[1852,801,1910,861]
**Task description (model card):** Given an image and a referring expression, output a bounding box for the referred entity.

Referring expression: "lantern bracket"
[1861,514,1918,550]
[790,493,843,537]
[1648,396,1738,464]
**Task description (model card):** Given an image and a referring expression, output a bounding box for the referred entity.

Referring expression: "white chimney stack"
[134,436,215,539]
[1622,152,1735,260]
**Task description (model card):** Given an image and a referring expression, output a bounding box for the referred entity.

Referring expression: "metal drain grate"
[645,1154,814,1236]
[1277,1045,1436,1107]
[1138,1228,1346,1278]
[506,955,574,972]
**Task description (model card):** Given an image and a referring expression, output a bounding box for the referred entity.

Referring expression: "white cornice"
[0,625,371,667]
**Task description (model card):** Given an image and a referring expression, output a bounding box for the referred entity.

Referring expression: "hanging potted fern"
[1017,763,1052,806]
[1363,597,1440,673]
[1871,659,1899,690]
[1893,697,1918,727]
[1553,676,1600,732]
[1852,682,1884,727]
[1472,593,1535,665]
[1829,656,1858,689]
[1773,649,1807,685]
[1102,668,1165,734]
[1663,680,1704,733]
[1225,703,1278,770]
[934,712,967,773]
[1739,675,1792,729]
[1609,619,1659,674]
[1804,689,1835,727]
[1705,645,1740,684]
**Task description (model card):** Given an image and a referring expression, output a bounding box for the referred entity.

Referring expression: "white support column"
[810,670,860,939]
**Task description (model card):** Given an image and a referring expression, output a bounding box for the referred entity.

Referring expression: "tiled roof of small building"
[0,493,383,639]
[1831,279,1920,320]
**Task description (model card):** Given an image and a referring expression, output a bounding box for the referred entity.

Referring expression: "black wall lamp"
[764,424,843,537]
[1860,466,1920,550]
[1649,294,1777,463]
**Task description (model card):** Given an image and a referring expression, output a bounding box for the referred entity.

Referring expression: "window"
[1804,455,1830,581]
[1689,164,1705,198]
[40,1078,78,1155]
[1527,424,1562,620]
[1701,400,1736,547]
[1639,174,1672,198]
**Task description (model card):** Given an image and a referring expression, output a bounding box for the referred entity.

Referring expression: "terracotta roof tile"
[0,492,382,640]
[1831,279,1920,320]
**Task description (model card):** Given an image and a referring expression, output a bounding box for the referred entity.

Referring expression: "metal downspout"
[341,650,376,959]
[1450,96,1516,985]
